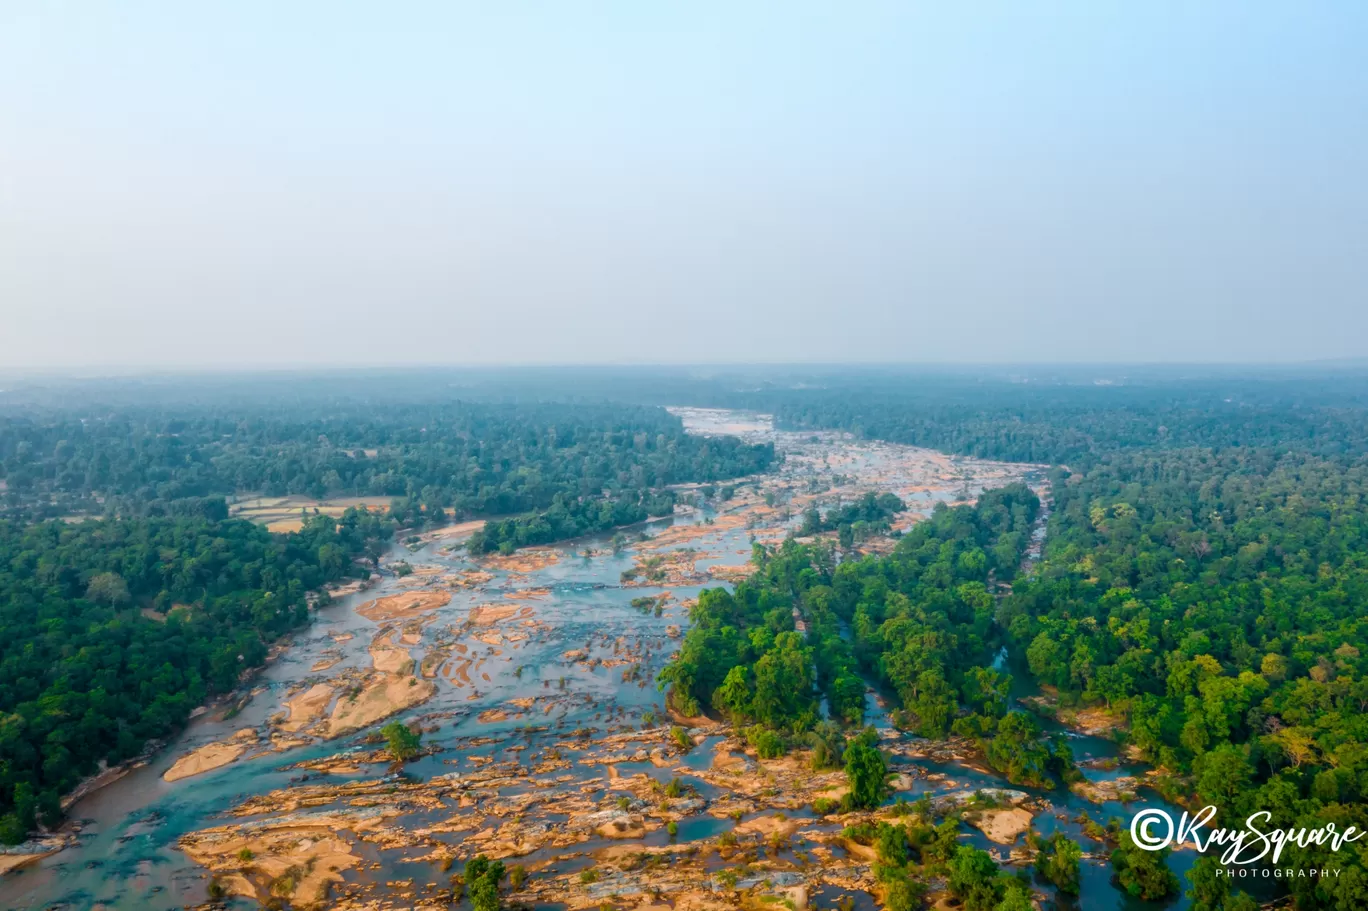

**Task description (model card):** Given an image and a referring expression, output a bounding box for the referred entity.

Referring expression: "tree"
[381,721,422,761]
[1188,854,1261,910]
[1111,831,1179,900]
[86,571,130,607]
[962,667,1011,719]
[879,867,925,911]
[843,727,889,810]
[1187,857,1230,911]
[983,711,1052,788]
[875,822,908,868]
[994,878,1034,911]
[1033,832,1081,895]
[464,855,506,911]
[809,721,846,771]
[713,666,752,722]
[948,846,1004,911]
[1193,744,1252,819]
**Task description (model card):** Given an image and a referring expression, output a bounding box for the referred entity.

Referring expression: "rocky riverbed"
[1,410,1195,911]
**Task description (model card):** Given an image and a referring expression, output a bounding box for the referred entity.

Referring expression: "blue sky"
[2,3,1366,368]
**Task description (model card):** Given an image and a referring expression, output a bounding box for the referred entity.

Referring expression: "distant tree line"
[0,401,776,524]
[468,489,678,554]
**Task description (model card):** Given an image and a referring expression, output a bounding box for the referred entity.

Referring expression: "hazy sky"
[3,3,1366,369]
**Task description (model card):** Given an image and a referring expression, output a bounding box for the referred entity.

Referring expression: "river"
[0,409,1194,911]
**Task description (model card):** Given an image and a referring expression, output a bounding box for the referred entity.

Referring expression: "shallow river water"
[0,409,1196,911]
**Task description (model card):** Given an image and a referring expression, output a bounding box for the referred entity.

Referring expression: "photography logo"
[1129,806,1363,879]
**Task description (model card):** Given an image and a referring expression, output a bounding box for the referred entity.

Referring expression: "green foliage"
[919,818,962,869]
[947,846,1005,911]
[659,584,819,731]
[465,855,506,911]
[874,822,908,867]
[981,712,1059,789]
[1110,831,1179,901]
[1187,856,1257,911]
[993,877,1035,911]
[808,720,846,771]
[381,721,422,761]
[0,510,386,841]
[745,726,786,759]
[1032,832,1081,895]
[0,398,775,526]
[468,490,679,554]
[767,373,1368,464]
[843,727,889,810]
[811,797,841,816]
[799,492,907,539]
[878,867,925,911]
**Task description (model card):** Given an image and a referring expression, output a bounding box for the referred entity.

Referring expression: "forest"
[0,507,390,842]
[7,366,1368,908]
[661,486,1079,790]
[0,400,775,524]
[998,447,1368,909]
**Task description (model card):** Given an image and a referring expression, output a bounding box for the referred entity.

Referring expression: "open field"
[229,496,392,532]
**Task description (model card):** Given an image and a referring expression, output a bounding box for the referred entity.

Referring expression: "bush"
[809,721,846,770]
[381,721,422,761]
[746,726,786,759]
[812,797,841,816]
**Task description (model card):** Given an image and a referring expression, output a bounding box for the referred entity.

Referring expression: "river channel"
[0,408,1194,911]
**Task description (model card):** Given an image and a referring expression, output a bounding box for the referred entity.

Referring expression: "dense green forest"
[769,382,1368,464]
[661,486,1080,790]
[0,507,390,842]
[997,448,1368,908]
[0,401,774,524]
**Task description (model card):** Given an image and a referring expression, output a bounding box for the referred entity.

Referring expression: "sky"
[2,3,1366,370]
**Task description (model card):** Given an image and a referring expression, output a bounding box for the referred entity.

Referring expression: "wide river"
[0,409,1197,911]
